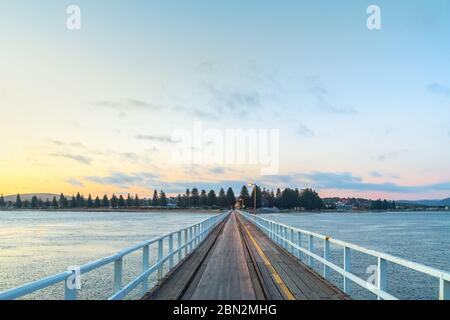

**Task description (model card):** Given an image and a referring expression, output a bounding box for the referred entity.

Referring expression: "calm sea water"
[1,211,448,300]
[264,211,450,300]
[0,210,217,300]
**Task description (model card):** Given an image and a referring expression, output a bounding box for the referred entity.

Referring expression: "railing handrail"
[237,210,450,300]
[0,211,230,300]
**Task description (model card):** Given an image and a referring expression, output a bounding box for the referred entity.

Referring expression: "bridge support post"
[323,238,330,279]
[189,227,193,253]
[377,257,387,300]
[142,245,149,294]
[343,247,351,294]
[114,258,123,293]
[439,278,450,300]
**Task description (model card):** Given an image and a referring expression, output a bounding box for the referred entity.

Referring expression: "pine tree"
[176,194,183,208]
[249,186,263,209]
[185,189,191,207]
[31,196,39,209]
[134,194,140,207]
[44,198,51,208]
[59,193,68,208]
[118,195,125,208]
[159,191,167,207]
[126,194,133,207]
[152,190,159,207]
[191,188,199,207]
[52,196,59,208]
[226,187,236,209]
[110,194,118,208]
[207,190,217,207]
[239,186,250,209]
[87,194,93,208]
[94,196,101,208]
[0,194,5,207]
[70,196,77,208]
[102,195,110,208]
[200,190,208,208]
[16,194,23,208]
[217,188,226,208]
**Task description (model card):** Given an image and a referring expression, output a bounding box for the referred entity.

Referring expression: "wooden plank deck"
[143,211,349,300]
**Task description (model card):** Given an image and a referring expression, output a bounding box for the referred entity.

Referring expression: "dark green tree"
[52,196,59,208]
[59,193,68,208]
[226,188,236,209]
[94,196,101,208]
[185,189,191,207]
[152,190,159,207]
[126,194,133,207]
[0,194,5,207]
[110,194,118,208]
[217,188,227,208]
[134,194,140,207]
[249,186,263,209]
[239,186,250,209]
[199,190,208,208]
[207,190,217,207]
[102,195,110,208]
[118,195,125,208]
[87,194,93,208]
[16,194,23,208]
[191,188,199,207]
[31,196,39,209]
[159,191,167,207]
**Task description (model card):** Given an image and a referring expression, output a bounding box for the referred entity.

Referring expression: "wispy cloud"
[135,134,179,144]
[376,149,408,161]
[297,124,315,137]
[90,99,159,110]
[50,153,91,165]
[304,76,357,115]
[86,172,159,188]
[65,178,85,187]
[300,171,450,193]
[427,82,450,97]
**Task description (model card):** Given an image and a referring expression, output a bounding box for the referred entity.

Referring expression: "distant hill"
[397,198,450,207]
[3,193,60,202]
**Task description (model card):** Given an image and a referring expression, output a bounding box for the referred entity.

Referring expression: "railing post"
[439,279,450,300]
[114,258,123,293]
[323,237,330,279]
[343,247,351,294]
[308,235,313,267]
[142,245,149,294]
[296,231,302,260]
[377,257,387,300]
[289,228,294,254]
[158,239,163,281]
[177,231,182,262]
[184,229,188,257]
[189,227,193,252]
[169,234,174,270]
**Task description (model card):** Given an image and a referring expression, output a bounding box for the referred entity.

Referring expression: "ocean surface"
[0,210,449,300]
[264,211,450,300]
[0,210,217,300]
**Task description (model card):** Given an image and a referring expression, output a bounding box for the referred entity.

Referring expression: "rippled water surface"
[0,211,217,299]
[264,211,450,300]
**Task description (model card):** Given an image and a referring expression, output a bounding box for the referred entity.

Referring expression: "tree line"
[0,185,325,210]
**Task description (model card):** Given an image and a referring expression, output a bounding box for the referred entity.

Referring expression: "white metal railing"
[0,211,230,300]
[238,210,450,300]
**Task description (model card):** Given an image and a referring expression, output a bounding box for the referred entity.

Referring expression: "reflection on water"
[0,210,216,299]
[264,211,450,300]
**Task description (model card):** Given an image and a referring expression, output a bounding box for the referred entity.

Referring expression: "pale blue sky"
[1,1,450,199]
